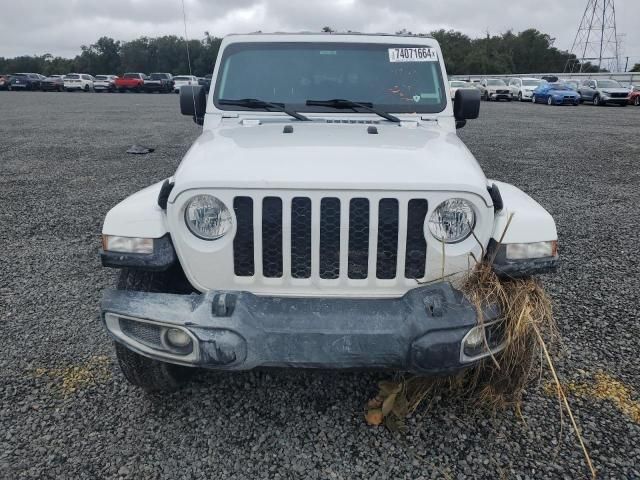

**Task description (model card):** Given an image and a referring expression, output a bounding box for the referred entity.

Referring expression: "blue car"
[532,83,580,106]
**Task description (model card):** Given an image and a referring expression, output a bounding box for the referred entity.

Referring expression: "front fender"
[490,181,557,243]
[102,181,168,238]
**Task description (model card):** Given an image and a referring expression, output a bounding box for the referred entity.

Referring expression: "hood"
[171,121,491,204]
[599,88,629,94]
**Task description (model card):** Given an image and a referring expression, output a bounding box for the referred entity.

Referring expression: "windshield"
[95,75,107,80]
[597,79,621,88]
[486,79,506,86]
[123,73,139,79]
[66,74,80,79]
[174,76,191,81]
[150,73,169,80]
[548,84,570,90]
[450,81,468,87]
[523,79,542,86]
[214,42,447,114]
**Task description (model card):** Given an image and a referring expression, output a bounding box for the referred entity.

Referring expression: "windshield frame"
[212,41,448,115]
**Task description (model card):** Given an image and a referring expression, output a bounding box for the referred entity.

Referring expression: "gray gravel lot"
[1,91,639,479]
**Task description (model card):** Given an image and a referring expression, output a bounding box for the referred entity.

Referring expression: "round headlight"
[184,194,232,240]
[428,198,476,243]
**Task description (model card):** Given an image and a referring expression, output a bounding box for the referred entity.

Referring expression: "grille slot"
[291,197,312,279]
[233,197,255,276]
[348,198,370,279]
[376,199,399,279]
[319,198,341,279]
[405,199,428,279]
[262,197,283,278]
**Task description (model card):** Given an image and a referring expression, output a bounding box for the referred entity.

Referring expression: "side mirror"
[453,88,480,129]
[180,85,207,125]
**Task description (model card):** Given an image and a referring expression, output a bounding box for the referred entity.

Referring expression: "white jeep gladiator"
[100,33,558,392]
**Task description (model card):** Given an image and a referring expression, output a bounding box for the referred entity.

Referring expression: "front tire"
[593,94,601,106]
[518,92,522,101]
[635,96,640,106]
[531,94,536,104]
[113,268,195,392]
[547,96,553,106]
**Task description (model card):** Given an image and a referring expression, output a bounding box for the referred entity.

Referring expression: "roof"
[226,31,435,40]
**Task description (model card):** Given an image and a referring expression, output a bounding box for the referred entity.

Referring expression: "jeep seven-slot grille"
[233,196,428,280]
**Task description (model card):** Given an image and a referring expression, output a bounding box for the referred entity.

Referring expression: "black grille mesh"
[262,197,283,278]
[376,199,399,279]
[404,199,428,279]
[233,197,255,276]
[319,198,341,279]
[290,197,312,278]
[119,318,162,348]
[348,198,370,279]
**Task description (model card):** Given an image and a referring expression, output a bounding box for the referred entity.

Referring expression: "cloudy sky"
[1,0,638,67]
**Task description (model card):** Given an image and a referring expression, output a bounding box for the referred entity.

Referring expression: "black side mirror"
[453,88,480,129]
[180,85,207,125]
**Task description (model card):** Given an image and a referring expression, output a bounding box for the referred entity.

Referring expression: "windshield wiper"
[218,98,309,121]
[305,99,400,123]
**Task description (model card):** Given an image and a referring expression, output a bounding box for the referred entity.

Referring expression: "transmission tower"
[565,0,621,73]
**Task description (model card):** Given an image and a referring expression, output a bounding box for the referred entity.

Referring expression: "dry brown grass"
[365,262,596,478]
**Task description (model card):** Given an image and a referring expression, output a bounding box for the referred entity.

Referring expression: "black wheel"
[84,84,89,92]
[518,92,522,101]
[114,268,195,392]
[482,91,488,101]
[635,96,640,106]
[531,94,536,104]
[593,94,601,106]
[547,96,553,106]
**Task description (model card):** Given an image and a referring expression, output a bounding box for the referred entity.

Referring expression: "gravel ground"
[1,91,639,479]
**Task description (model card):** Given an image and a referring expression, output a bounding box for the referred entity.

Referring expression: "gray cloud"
[1,0,638,68]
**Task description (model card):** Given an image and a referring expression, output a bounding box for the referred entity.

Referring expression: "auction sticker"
[388,47,438,62]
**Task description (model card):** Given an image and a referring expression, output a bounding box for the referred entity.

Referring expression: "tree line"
[1,29,638,77]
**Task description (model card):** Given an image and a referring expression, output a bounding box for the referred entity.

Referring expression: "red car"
[629,86,640,106]
[114,73,147,92]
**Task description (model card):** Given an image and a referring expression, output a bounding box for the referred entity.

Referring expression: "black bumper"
[101,282,501,374]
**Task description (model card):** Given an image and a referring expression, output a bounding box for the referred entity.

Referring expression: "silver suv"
[480,78,511,102]
[578,79,629,106]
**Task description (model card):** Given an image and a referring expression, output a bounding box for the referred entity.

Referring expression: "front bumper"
[489,92,510,100]
[101,282,503,374]
[601,96,628,105]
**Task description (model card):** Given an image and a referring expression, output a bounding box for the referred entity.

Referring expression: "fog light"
[463,326,485,357]
[165,328,192,348]
[462,321,506,360]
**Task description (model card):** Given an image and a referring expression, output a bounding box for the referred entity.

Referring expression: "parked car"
[449,80,473,100]
[508,77,544,101]
[144,73,174,93]
[173,75,198,93]
[64,73,95,92]
[560,79,580,91]
[480,78,511,101]
[9,73,43,91]
[41,75,65,92]
[531,83,580,106]
[115,73,147,92]
[629,86,640,106]
[99,33,558,392]
[94,75,118,92]
[577,78,629,106]
[0,74,11,90]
